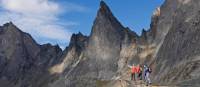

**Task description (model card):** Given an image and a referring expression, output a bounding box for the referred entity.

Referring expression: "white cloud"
[0,0,87,49]
[1,0,60,16]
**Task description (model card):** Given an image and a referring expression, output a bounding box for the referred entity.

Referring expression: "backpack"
[148,67,152,73]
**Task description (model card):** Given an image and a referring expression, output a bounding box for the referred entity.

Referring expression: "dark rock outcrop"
[0,22,63,87]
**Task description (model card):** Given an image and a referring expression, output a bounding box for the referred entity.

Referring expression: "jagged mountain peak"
[90,1,126,38]
[2,22,18,30]
[3,21,14,27]
[152,7,160,17]
[0,22,24,35]
[0,22,63,87]
[94,1,124,29]
[99,1,112,16]
[72,32,84,37]
[70,32,87,42]
[69,32,88,50]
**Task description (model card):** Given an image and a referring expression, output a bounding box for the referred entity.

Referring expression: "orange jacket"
[131,66,136,73]
[135,65,141,73]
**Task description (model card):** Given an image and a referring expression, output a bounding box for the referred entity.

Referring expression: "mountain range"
[0,0,200,87]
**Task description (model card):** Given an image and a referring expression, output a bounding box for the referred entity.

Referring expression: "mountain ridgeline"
[0,0,200,87]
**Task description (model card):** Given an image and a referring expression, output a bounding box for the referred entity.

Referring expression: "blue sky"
[0,0,164,49]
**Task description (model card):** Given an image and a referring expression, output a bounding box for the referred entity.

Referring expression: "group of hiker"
[128,64,152,86]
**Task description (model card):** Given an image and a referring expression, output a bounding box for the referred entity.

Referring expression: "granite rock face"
[0,22,62,87]
[49,1,138,87]
[86,1,138,79]
[152,0,200,86]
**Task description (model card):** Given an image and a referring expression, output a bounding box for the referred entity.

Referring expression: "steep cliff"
[0,22,62,87]
[153,0,200,86]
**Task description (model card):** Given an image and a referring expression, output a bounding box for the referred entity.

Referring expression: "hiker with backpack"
[135,64,142,80]
[137,65,143,80]
[143,65,152,86]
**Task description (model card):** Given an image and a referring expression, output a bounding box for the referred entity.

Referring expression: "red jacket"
[131,66,136,73]
[135,65,141,73]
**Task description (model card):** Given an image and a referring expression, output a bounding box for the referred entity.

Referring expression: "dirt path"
[97,69,174,87]
[97,79,172,87]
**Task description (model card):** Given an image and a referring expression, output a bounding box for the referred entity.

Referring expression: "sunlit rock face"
[50,1,138,87]
[152,0,200,86]
[85,1,138,79]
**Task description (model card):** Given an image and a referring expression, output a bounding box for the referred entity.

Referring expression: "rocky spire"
[99,1,113,18]
[85,1,136,81]
[69,32,88,49]
[2,22,23,33]
[149,7,160,40]
[90,1,125,38]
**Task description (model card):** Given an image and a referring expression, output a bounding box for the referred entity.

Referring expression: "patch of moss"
[96,80,109,87]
